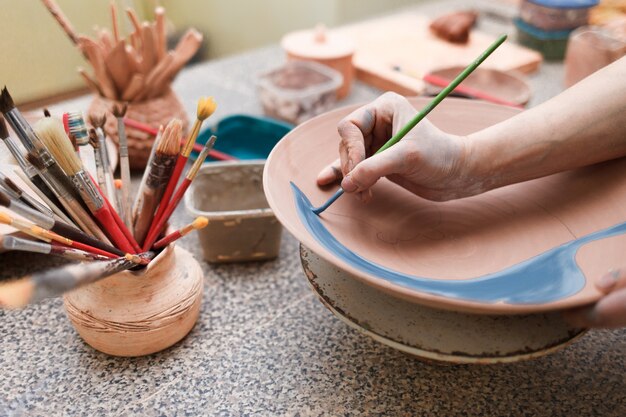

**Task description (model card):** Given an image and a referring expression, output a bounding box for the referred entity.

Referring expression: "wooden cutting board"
[333,13,542,95]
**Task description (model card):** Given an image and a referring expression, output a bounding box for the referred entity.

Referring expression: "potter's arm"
[467,57,626,192]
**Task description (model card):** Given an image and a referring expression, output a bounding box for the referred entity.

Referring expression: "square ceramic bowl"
[185,161,282,263]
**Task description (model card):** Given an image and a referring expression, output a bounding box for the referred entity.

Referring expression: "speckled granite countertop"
[1,1,625,416]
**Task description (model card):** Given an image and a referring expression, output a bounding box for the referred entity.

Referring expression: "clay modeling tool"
[423,73,523,108]
[0,251,153,309]
[0,235,109,262]
[142,135,216,250]
[145,97,216,243]
[34,117,135,253]
[311,34,508,215]
[0,212,119,259]
[113,104,132,229]
[132,120,180,244]
[0,189,124,256]
[153,216,208,249]
[90,115,119,212]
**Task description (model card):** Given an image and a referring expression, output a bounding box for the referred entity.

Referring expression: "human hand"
[317,92,482,202]
[564,269,626,329]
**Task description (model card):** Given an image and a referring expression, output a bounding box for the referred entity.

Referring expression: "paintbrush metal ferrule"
[13,170,74,226]
[71,170,105,212]
[0,174,54,217]
[1,195,55,229]
[0,135,38,178]
[1,235,51,255]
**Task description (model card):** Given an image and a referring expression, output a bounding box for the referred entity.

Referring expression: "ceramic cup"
[63,244,203,357]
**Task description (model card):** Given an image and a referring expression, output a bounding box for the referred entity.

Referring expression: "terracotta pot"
[63,245,203,357]
[87,88,189,170]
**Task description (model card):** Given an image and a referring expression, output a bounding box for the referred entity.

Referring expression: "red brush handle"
[89,173,141,253]
[423,74,524,109]
[93,206,135,254]
[64,241,118,259]
[153,230,183,249]
[124,118,159,136]
[143,155,187,248]
[142,179,191,250]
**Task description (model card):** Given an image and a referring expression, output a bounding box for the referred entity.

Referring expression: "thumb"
[340,144,407,193]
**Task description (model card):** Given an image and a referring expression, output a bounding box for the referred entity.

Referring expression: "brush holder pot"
[88,88,189,170]
[63,244,203,357]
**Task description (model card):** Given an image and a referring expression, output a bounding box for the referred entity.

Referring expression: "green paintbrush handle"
[376,34,508,155]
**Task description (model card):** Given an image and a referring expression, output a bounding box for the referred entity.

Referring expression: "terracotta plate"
[263,98,626,314]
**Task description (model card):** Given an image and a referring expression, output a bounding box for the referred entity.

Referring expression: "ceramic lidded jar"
[63,244,203,357]
[281,25,355,99]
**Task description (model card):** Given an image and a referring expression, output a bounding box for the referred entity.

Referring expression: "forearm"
[466,57,626,192]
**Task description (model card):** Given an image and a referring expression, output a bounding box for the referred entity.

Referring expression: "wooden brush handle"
[142,179,190,250]
[52,221,124,256]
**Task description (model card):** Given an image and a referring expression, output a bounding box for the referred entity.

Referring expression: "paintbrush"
[112,104,132,229]
[0,189,124,256]
[13,169,74,225]
[147,97,216,240]
[0,87,81,203]
[132,124,163,224]
[153,216,208,249]
[1,235,108,262]
[132,120,180,244]
[0,173,53,218]
[65,111,97,178]
[0,211,118,258]
[25,151,111,242]
[143,135,216,250]
[311,34,509,215]
[90,115,119,212]
[34,118,135,253]
[88,128,108,200]
[0,112,67,211]
[0,251,153,309]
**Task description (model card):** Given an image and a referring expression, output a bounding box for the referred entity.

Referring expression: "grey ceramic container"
[185,161,282,263]
[300,245,586,364]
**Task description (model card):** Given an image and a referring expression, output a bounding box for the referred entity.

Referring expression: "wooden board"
[333,13,543,95]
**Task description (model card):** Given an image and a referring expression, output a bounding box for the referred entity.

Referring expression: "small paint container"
[185,161,282,263]
[514,18,573,60]
[191,114,293,162]
[519,0,598,31]
[257,61,343,125]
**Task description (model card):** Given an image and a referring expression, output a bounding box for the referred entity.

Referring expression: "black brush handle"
[30,173,68,216]
[52,221,125,256]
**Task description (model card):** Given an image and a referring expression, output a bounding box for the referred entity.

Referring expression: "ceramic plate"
[263,98,626,314]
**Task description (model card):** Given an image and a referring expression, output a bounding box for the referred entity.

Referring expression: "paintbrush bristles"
[0,87,15,114]
[33,118,82,175]
[0,279,34,309]
[192,216,209,230]
[0,191,10,207]
[158,119,182,155]
[88,128,100,149]
[0,115,8,138]
[197,97,217,121]
[112,103,128,118]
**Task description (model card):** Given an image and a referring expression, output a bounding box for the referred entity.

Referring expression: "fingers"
[337,106,373,176]
[317,159,342,186]
[341,141,411,193]
[563,268,626,329]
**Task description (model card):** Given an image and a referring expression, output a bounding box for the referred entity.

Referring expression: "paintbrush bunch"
[0,90,216,308]
[42,0,203,102]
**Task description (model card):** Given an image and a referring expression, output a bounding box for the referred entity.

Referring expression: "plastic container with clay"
[257,61,343,125]
[185,161,282,263]
[514,17,573,60]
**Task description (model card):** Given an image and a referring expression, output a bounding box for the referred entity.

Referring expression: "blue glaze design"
[292,182,626,304]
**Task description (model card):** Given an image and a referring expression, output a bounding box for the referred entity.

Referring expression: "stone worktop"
[1,1,624,415]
